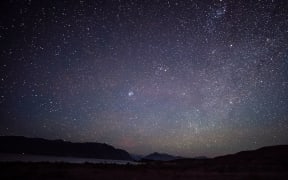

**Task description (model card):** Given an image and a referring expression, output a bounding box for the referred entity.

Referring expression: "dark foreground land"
[0,161,288,180]
[1,145,288,179]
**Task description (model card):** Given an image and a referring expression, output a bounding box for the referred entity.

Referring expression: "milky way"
[0,0,288,157]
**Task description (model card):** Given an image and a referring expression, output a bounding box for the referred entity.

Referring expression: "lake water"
[0,153,138,165]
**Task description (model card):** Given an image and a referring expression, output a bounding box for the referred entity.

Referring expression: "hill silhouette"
[0,137,288,179]
[142,152,182,161]
[0,136,132,160]
[166,145,288,172]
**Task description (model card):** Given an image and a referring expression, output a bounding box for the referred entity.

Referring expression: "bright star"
[128,91,134,97]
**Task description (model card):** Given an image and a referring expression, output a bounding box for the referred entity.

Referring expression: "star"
[0,0,287,157]
[128,91,134,97]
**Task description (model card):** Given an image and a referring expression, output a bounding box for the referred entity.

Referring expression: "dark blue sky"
[0,0,288,157]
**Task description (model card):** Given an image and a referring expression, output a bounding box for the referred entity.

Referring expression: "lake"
[0,153,138,165]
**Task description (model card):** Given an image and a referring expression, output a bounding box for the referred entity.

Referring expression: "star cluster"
[0,0,288,157]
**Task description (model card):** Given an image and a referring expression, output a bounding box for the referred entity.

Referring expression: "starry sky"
[0,0,288,157]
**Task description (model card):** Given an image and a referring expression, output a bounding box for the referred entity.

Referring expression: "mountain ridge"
[142,152,183,161]
[0,136,132,160]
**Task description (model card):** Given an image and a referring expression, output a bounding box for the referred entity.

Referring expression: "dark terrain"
[142,152,182,161]
[0,136,132,160]
[0,136,288,179]
[0,160,287,180]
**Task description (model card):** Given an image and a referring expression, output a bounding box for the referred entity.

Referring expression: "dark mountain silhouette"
[192,156,208,159]
[142,152,182,161]
[168,145,288,172]
[210,145,288,171]
[1,143,288,179]
[214,145,288,161]
[130,153,144,161]
[0,136,132,160]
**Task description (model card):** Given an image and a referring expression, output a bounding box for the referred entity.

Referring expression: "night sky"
[1,0,288,157]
